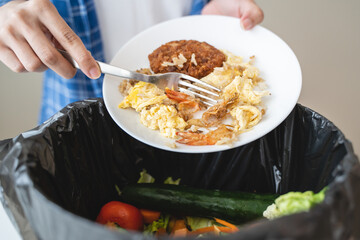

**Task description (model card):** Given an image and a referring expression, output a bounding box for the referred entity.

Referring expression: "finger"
[4,31,49,73]
[18,21,77,78]
[240,2,264,30]
[36,1,101,79]
[0,46,26,73]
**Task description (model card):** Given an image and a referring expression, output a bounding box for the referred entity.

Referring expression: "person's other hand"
[201,0,264,30]
[0,0,101,79]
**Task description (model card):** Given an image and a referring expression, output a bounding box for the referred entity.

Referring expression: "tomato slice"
[96,201,143,231]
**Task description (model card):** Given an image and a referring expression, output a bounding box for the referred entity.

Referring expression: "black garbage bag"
[0,98,359,240]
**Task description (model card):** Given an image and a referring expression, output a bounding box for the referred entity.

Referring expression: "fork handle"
[58,49,146,81]
[97,61,146,81]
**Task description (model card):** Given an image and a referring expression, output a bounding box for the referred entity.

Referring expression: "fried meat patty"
[148,40,226,79]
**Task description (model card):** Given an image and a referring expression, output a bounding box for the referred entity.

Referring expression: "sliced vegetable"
[140,209,161,224]
[96,201,143,231]
[188,225,234,236]
[121,183,278,224]
[214,218,239,231]
[185,218,239,236]
[170,219,186,234]
[263,187,327,219]
[137,169,155,183]
[155,228,167,237]
[143,214,171,235]
[163,176,181,185]
[173,228,189,237]
[185,217,214,231]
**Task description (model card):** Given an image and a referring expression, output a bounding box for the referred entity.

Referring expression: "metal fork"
[58,49,221,106]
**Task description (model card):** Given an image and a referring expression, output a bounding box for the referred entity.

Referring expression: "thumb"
[239,1,264,30]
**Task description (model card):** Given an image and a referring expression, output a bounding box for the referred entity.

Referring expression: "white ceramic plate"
[103,15,302,153]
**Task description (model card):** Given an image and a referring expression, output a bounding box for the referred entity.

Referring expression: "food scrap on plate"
[118,40,270,146]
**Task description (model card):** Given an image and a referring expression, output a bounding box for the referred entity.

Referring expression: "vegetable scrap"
[97,170,327,238]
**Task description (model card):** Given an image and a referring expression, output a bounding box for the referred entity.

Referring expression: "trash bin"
[0,98,359,240]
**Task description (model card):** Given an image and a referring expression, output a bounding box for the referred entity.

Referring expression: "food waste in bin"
[0,100,359,240]
[95,170,327,238]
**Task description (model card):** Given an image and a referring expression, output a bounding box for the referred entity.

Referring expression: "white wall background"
[0,0,359,155]
[256,0,360,155]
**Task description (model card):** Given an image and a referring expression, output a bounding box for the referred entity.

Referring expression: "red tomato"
[96,201,143,231]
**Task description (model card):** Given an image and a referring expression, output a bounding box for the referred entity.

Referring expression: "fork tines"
[178,74,221,106]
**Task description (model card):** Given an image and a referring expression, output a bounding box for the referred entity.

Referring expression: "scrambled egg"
[230,105,262,132]
[140,104,187,138]
[119,81,187,138]
[200,51,269,133]
[118,82,166,112]
[118,50,270,143]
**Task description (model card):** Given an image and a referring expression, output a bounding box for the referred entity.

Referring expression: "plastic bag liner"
[0,98,359,240]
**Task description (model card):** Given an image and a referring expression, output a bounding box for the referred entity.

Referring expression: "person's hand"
[0,0,101,79]
[201,0,264,30]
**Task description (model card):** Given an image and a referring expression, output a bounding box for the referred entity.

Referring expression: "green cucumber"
[121,183,278,224]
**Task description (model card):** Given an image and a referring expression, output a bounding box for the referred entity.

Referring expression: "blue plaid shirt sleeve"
[0,0,10,5]
[40,0,105,123]
[190,0,210,15]
[0,0,210,124]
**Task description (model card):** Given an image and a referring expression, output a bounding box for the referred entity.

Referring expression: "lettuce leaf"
[143,214,170,234]
[137,169,155,183]
[137,169,181,185]
[263,187,327,219]
[185,217,215,231]
[163,177,181,185]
